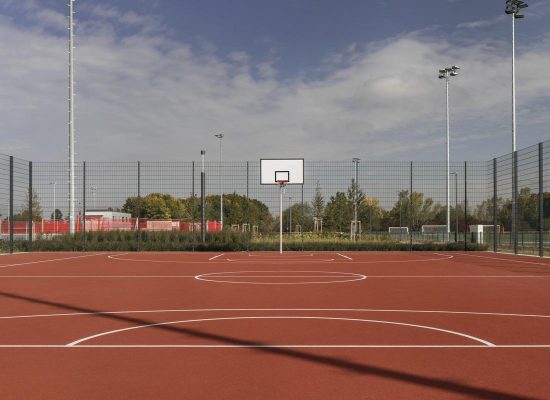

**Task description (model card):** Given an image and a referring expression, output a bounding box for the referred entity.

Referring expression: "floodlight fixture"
[452,66,460,70]
[450,71,458,76]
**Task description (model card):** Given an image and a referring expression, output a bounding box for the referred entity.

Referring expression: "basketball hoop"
[276,179,289,187]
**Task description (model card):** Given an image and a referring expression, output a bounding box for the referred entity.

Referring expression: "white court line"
[459,253,550,267]
[226,259,336,262]
[0,276,198,278]
[208,253,225,261]
[106,253,454,264]
[66,316,494,347]
[2,308,550,321]
[0,253,106,269]
[247,253,315,257]
[0,275,548,279]
[194,270,367,285]
[337,253,353,261]
[1,344,550,349]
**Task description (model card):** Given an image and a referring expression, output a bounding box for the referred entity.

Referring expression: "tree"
[311,181,325,219]
[323,192,352,232]
[122,196,144,218]
[13,190,43,221]
[283,202,313,232]
[51,209,63,220]
[359,196,383,232]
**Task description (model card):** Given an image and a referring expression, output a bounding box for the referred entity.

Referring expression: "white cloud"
[1,4,550,165]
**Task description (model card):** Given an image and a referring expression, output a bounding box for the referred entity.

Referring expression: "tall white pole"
[68,0,76,234]
[512,15,516,153]
[511,11,518,254]
[446,76,450,242]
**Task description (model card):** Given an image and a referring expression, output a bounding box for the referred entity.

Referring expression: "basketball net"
[277,180,288,193]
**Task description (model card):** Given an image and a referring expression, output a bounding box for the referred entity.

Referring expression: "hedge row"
[20,231,488,252]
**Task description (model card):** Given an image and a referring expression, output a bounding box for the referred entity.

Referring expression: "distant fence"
[1,139,549,255]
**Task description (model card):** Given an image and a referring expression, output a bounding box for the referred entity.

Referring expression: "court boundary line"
[458,252,550,267]
[66,315,495,347]
[0,253,107,269]
[107,253,454,264]
[3,308,550,320]
[1,275,548,279]
[1,344,550,349]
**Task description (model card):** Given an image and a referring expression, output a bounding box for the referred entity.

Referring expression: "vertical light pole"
[68,0,76,234]
[505,0,528,254]
[450,172,458,242]
[50,182,57,234]
[352,158,360,240]
[214,134,224,230]
[439,65,459,242]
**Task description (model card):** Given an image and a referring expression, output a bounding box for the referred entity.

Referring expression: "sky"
[1,0,550,162]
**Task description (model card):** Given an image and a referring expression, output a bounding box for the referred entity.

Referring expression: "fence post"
[28,161,33,251]
[493,158,497,253]
[409,161,413,251]
[513,151,518,254]
[9,156,13,254]
[192,161,195,251]
[201,151,206,243]
[464,161,468,251]
[246,161,250,252]
[137,161,141,249]
[82,162,86,246]
[539,142,544,257]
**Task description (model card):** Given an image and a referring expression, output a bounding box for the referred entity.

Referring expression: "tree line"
[4,185,549,233]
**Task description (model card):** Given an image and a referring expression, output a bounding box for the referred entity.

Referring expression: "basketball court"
[0,251,549,399]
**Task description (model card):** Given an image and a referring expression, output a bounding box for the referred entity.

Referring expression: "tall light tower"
[68,0,76,234]
[505,0,528,254]
[214,134,224,230]
[439,65,459,242]
[505,0,527,153]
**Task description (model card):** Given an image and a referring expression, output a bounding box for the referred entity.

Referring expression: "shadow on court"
[0,290,543,400]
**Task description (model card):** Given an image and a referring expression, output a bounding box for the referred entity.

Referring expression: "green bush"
[25,231,489,252]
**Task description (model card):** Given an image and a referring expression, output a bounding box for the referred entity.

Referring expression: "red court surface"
[1,251,550,399]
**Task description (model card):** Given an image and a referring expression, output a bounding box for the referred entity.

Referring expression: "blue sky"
[1,0,549,162]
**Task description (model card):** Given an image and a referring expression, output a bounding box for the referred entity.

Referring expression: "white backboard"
[260,159,304,185]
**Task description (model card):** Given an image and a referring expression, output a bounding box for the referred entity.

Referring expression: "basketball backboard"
[260,159,304,185]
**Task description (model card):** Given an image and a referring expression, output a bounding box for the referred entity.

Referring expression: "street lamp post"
[352,158,360,241]
[214,134,224,230]
[450,172,458,242]
[505,0,528,254]
[50,182,57,234]
[439,65,459,242]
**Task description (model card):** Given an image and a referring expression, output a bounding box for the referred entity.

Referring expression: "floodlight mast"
[505,0,528,254]
[438,65,459,242]
[68,0,76,234]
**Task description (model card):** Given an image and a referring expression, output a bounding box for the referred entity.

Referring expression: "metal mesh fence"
[1,139,549,255]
